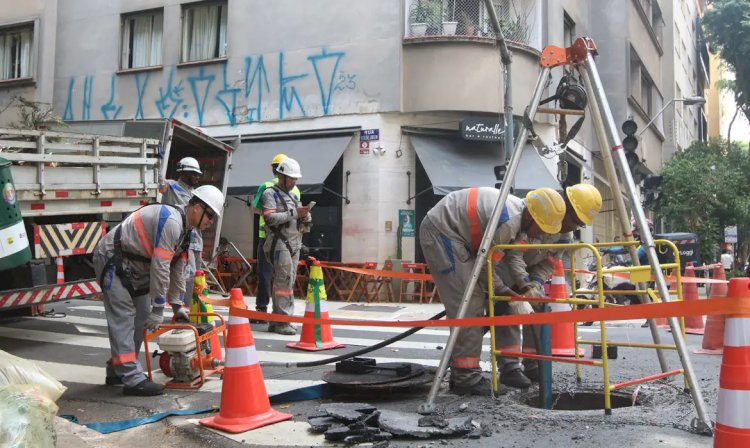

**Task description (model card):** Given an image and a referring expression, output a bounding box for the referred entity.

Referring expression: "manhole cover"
[526,390,640,410]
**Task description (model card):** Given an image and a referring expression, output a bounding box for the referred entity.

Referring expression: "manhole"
[526,390,640,410]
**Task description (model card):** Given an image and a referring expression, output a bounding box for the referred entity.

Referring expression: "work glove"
[520,281,546,298]
[493,285,518,297]
[145,306,165,332]
[171,303,190,322]
[508,300,534,315]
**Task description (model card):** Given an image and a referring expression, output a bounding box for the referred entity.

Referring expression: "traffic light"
[621,118,639,171]
[494,164,507,189]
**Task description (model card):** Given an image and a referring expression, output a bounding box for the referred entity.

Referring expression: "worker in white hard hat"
[94,185,224,396]
[251,153,301,322]
[160,156,204,308]
[420,187,566,396]
[494,183,603,389]
[260,158,311,335]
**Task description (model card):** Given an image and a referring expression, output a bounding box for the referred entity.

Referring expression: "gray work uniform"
[161,179,202,306]
[261,185,303,321]
[93,204,188,387]
[495,232,572,374]
[419,187,528,387]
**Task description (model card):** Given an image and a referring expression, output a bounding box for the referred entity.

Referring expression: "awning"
[410,134,560,196]
[227,135,353,195]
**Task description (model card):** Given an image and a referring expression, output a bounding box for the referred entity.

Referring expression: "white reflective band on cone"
[305,301,328,312]
[551,276,565,285]
[724,318,750,347]
[549,302,572,312]
[228,315,248,326]
[225,345,259,368]
[717,389,750,429]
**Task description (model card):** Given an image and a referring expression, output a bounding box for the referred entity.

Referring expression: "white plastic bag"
[0,384,58,448]
[0,350,66,401]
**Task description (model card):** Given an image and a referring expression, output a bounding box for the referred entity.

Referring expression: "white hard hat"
[276,158,302,179]
[192,185,224,218]
[177,157,202,174]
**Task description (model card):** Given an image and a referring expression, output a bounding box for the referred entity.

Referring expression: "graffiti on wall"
[61,47,358,126]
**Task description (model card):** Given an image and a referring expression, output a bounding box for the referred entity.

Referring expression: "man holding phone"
[260,157,312,335]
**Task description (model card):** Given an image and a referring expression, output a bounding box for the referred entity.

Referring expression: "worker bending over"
[94,185,224,396]
[495,184,602,388]
[420,187,566,395]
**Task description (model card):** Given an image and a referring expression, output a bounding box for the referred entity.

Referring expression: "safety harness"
[101,204,189,298]
[267,185,300,257]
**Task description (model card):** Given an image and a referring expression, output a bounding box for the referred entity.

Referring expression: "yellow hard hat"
[526,188,566,234]
[566,184,602,226]
[271,153,287,165]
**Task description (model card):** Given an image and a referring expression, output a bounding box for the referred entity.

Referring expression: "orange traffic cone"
[548,259,583,357]
[199,288,292,433]
[695,264,728,355]
[288,259,345,351]
[713,277,750,447]
[682,263,705,335]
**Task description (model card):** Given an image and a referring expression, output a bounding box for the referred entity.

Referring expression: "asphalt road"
[0,298,721,447]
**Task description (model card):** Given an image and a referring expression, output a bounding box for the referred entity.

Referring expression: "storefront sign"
[725,225,738,244]
[360,129,380,142]
[359,141,370,155]
[460,118,505,142]
[399,210,415,237]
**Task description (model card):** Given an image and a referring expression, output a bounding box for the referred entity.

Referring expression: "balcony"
[403,0,541,114]
[405,0,536,46]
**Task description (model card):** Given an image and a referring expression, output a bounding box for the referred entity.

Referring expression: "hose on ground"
[260,310,447,368]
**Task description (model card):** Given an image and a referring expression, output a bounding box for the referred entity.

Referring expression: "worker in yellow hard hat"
[419,187,565,396]
[250,154,301,323]
[495,183,602,389]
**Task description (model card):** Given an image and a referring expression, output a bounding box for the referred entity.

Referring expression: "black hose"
[261,310,447,368]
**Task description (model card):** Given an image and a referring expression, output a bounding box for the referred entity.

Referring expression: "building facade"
[0,0,707,264]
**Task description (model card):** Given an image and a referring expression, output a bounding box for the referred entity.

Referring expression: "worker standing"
[495,184,602,388]
[94,186,224,396]
[160,157,203,308]
[261,158,311,335]
[420,187,566,395]
[252,154,301,319]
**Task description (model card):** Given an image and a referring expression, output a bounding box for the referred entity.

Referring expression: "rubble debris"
[379,409,474,438]
[418,416,449,428]
[459,402,469,412]
[307,416,341,433]
[327,407,368,423]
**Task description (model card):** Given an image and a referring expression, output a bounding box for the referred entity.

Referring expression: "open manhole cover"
[526,390,640,411]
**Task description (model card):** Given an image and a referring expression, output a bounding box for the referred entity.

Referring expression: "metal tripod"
[419,37,712,435]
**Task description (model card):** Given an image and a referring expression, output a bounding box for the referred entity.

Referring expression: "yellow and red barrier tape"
[228,295,749,328]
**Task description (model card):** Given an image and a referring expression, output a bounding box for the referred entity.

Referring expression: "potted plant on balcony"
[409,0,441,37]
[442,0,458,35]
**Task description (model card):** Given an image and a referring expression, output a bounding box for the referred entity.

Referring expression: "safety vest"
[257,178,300,239]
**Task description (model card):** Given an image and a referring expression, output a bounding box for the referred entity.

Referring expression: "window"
[181,2,227,62]
[121,10,163,69]
[563,12,575,47]
[651,1,663,45]
[0,23,33,81]
[641,73,653,114]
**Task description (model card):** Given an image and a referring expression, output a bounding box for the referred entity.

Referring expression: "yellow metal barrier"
[487,240,687,414]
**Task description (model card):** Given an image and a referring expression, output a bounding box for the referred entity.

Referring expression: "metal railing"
[488,240,687,414]
[406,0,535,44]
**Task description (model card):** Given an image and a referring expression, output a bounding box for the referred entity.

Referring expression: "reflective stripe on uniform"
[467,188,482,252]
[274,288,294,297]
[225,345,260,368]
[453,357,480,368]
[153,247,174,260]
[111,352,137,366]
[132,211,153,257]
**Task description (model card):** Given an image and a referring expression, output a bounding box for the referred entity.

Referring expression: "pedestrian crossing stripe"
[34,221,105,258]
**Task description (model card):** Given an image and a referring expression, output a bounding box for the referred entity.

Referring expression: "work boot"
[500,368,532,389]
[250,308,268,324]
[267,322,276,332]
[105,375,123,386]
[273,324,297,336]
[449,376,496,396]
[524,367,540,383]
[123,379,165,396]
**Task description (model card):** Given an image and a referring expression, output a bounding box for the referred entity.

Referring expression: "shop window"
[0,23,34,81]
[121,10,163,69]
[181,1,228,62]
